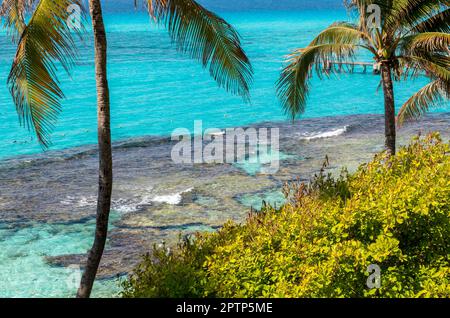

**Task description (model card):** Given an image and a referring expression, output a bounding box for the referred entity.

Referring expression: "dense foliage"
[122,134,450,298]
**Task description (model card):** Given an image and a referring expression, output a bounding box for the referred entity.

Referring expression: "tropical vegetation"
[122,133,450,298]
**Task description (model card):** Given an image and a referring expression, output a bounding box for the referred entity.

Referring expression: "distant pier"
[322,60,381,74]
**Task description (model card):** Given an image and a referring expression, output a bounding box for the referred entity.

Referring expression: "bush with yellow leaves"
[122,133,450,298]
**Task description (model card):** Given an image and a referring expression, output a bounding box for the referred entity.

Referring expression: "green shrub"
[121,133,450,298]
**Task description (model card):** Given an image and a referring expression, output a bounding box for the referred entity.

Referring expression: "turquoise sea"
[1,10,447,159]
[0,9,448,297]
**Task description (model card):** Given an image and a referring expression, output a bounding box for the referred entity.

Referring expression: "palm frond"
[8,0,84,147]
[399,53,450,82]
[276,44,357,119]
[309,22,365,45]
[388,0,448,32]
[411,7,450,33]
[345,0,391,27]
[0,0,31,41]
[397,79,449,125]
[399,32,450,52]
[148,0,253,101]
[309,22,377,55]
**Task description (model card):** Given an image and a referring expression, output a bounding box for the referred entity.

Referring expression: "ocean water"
[0,215,122,298]
[0,9,449,298]
[1,10,447,159]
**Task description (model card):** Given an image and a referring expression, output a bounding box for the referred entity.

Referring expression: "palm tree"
[78,0,112,299]
[2,0,253,298]
[276,0,449,155]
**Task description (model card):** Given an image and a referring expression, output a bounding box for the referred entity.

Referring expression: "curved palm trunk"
[380,62,396,155]
[77,0,113,298]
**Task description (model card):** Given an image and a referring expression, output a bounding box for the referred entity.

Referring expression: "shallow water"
[1,113,449,297]
[0,216,121,298]
[0,9,449,298]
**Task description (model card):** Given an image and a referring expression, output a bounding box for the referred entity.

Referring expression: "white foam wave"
[152,188,193,205]
[61,192,153,214]
[111,198,142,213]
[300,126,348,141]
[60,187,193,212]
[60,195,96,208]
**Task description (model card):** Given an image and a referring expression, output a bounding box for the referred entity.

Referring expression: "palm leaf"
[310,22,365,45]
[399,53,450,82]
[276,44,357,119]
[345,1,449,38]
[309,22,377,55]
[399,32,450,53]
[0,0,31,41]
[397,79,449,125]
[148,0,253,101]
[345,0,389,25]
[388,0,448,32]
[7,0,84,147]
[411,7,450,33]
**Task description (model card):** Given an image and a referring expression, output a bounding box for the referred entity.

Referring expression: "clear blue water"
[0,9,448,298]
[0,215,121,298]
[1,10,447,160]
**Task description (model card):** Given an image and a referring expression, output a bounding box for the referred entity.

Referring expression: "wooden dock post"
[372,62,381,75]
